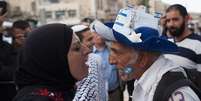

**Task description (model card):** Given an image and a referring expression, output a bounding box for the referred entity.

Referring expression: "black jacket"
[0,34,17,101]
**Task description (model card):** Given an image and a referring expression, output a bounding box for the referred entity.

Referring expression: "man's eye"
[166,19,170,22]
[172,18,179,21]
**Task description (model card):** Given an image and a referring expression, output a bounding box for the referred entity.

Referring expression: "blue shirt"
[93,46,119,91]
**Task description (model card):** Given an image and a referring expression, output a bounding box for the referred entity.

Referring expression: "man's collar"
[135,55,178,93]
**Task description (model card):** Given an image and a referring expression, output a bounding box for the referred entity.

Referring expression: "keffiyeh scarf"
[73,53,108,101]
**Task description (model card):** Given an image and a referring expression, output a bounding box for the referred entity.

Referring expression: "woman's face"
[67,33,88,80]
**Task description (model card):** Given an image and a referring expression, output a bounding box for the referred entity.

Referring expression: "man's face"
[13,27,31,47]
[109,41,139,81]
[81,30,94,55]
[93,32,105,46]
[166,10,186,37]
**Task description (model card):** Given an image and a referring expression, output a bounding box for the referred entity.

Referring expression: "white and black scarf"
[73,53,108,101]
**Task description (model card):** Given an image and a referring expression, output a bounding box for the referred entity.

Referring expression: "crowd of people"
[0,0,201,101]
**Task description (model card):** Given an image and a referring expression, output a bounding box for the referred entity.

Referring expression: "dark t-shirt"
[0,36,14,81]
[0,35,17,101]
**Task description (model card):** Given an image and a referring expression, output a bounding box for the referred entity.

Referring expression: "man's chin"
[119,72,135,81]
[169,32,181,37]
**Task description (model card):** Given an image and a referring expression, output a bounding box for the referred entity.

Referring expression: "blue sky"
[161,0,201,13]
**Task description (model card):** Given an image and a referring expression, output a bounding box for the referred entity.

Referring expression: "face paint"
[120,49,138,76]
[118,65,134,76]
[123,66,134,74]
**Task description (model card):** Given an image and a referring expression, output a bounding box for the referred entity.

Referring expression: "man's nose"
[167,20,175,27]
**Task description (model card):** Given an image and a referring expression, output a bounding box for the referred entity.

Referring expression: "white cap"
[71,25,88,33]
[90,20,116,41]
[2,21,13,29]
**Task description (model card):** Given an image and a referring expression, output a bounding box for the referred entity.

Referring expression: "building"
[149,0,168,15]
[7,0,141,25]
[35,0,81,25]
[7,0,36,19]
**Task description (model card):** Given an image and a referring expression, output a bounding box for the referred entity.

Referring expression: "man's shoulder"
[187,33,201,42]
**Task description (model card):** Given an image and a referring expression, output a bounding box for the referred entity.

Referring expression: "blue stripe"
[115,22,124,26]
[154,15,161,18]
[168,47,201,64]
[155,12,161,14]
[92,25,96,32]
[154,12,162,18]
[104,22,114,28]
[188,33,201,42]
[119,12,127,17]
[197,54,201,63]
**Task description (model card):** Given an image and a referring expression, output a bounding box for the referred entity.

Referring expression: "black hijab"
[15,24,76,90]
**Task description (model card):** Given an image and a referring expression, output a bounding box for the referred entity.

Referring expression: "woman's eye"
[72,44,81,51]
[74,47,80,51]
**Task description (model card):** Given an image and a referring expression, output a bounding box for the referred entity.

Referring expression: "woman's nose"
[82,44,92,55]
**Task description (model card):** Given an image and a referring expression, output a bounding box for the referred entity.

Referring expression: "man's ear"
[185,15,190,22]
[133,52,147,69]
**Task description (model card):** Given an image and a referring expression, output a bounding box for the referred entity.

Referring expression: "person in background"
[12,20,32,48]
[0,1,17,101]
[187,22,195,34]
[71,24,94,56]
[7,20,32,100]
[164,4,201,70]
[92,23,122,101]
[81,17,94,26]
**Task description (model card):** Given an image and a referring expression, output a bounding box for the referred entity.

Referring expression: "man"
[91,6,200,100]
[92,28,122,101]
[81,17,94,26]
[10,20,32,91]
[71,24,94,56]
[164,4,201,70]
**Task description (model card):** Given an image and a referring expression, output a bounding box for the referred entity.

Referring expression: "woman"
[13,24,103,101]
